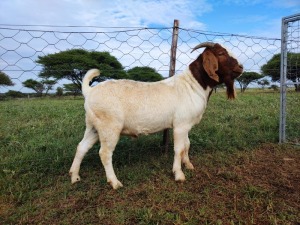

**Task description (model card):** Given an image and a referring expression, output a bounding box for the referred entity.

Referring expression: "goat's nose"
[239,64,244,71]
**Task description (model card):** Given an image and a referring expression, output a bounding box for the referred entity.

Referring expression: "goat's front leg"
[182,136,194,170]
[172,128,190,182]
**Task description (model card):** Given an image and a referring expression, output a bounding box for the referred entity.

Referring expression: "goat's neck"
[180,69,213,102]
[189,56,219,90]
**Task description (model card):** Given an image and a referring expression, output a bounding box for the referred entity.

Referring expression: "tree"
[43,79,57,95]
[261,53,300,92]
[0,72,14,87]
[36,49,127,91]
[237,72,263,92]
[22,78,56,96]
[269,84,279,91]
[5,90,25,98]
[56,87,64,97]
[63,83,81,96]
[127,66,163,82]
[23,79,45,96]
[213,83,226,93]
[257,79,270,89]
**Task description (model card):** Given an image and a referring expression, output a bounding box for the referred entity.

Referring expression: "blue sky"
[0,0,299,38]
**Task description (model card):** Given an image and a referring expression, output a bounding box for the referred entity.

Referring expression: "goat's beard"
[225,79,236,99]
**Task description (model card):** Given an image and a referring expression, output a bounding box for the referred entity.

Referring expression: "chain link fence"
[0,24,281,93]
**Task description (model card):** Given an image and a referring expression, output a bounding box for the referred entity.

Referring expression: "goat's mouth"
[232,68,243,78]
[232,71,243,78]
[232,64,244,77]
[234,65,244,75]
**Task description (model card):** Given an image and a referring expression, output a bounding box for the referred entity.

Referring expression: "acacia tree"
[127,66,163,82]
[36,49,127,92]
[23,79,44,96]
[257,79,270,89]
[63,83,81,96]
[237,71,263,92]
[0,72,14,87]
[261,53,300,92]
[43,79,57,95]
[22,79,56,96]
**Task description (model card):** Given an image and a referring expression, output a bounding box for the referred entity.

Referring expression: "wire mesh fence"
[1,21,300,169]
[2,21,300,144]
[0,24,281,94]
[279,13,300,144]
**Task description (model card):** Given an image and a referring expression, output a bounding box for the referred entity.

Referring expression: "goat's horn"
[191,42,216,53]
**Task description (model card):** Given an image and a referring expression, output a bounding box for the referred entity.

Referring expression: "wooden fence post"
[163,19,179,153]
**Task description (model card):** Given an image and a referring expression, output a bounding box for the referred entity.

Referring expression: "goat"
[69,42,243,189]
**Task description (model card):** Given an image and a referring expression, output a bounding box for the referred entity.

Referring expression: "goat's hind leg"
[69,125,98,184]
[98,125,123,190]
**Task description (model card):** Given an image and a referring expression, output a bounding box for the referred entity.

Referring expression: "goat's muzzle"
[233,64,244,78]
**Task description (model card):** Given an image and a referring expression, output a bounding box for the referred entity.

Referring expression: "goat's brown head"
[189,42,243,99]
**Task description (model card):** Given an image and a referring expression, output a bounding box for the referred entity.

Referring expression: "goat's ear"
[202,50,219,82]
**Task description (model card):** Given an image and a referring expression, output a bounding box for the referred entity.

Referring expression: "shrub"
[5,90,26,98]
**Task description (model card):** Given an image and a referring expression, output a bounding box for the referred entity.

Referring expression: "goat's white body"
[85,69,210,136]
[70,68,211,189]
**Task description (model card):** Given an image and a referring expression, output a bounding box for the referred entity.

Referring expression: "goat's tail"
[82,69,100,97]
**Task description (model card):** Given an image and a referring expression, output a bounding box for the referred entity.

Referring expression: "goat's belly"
[121,116,172,137]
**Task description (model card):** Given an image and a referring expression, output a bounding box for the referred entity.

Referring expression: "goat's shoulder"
[172,69,206,94]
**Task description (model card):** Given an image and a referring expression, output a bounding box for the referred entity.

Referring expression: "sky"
[0,0,299,92]
[0,0,299,38]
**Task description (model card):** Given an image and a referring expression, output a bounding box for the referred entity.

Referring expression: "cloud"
[0,0,212,29]
[81,0,212,28]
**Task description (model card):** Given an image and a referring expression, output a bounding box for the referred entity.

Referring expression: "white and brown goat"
[69,42,243,189]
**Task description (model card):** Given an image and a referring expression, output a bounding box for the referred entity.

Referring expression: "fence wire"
[280,13,300,144]
[1,23,300,169]
[0,25,281,93]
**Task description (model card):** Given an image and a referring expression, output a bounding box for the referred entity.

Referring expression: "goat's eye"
[218,52,225,56]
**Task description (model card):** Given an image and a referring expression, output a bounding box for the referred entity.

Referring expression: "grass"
[0,91,299,224]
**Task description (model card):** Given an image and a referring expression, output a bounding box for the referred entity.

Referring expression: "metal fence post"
[279,17,288,143]
[279,13,300,144]
[163,19,179,152]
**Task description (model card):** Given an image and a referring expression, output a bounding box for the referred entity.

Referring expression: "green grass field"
[1,91,299,224]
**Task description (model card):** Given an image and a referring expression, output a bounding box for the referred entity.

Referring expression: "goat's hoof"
[109,180,123,190]
[71,174,81,184]
[174,171,186,182]
[185,162,195,170]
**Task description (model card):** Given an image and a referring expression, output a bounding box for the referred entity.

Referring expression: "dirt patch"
[98,143,300,224]
[207,144,300,224]
[236,144,300,202]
